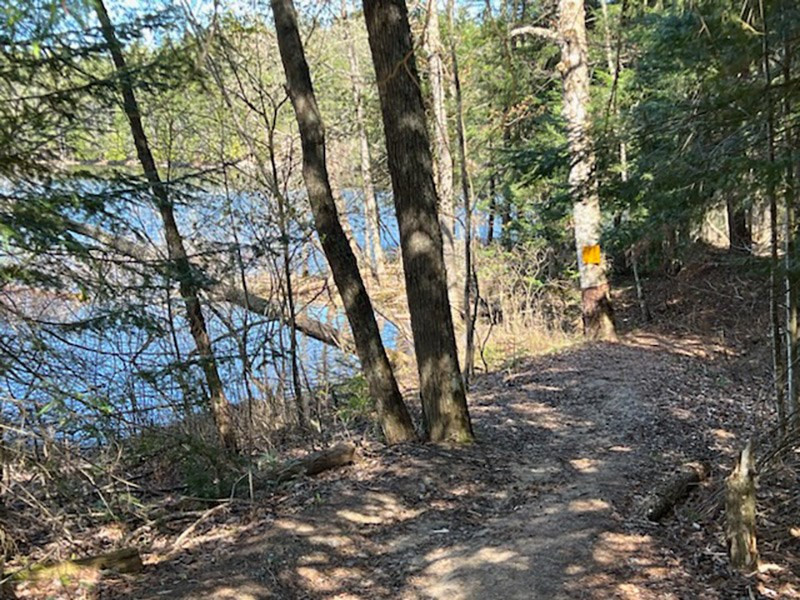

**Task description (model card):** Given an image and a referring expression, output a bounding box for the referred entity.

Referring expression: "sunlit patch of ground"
[79,330,783,599]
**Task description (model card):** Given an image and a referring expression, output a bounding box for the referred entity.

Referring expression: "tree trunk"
[725,441,759,573]
[781,0,799,422]
[769,165,787,431]
[500,122,514,250]
[63,218,351,350]
[726,197,752,254]
[362,0,474,443]
[0,452,10,600]
[500,184,513,249]
[278,189,305,427]
[94,0,237,452]
[486,174,497,245]
[342,0,385,281]
[266,124,306,427]
[557,0,616,340]
[601,0,646,325]
[271,0,417,443]
[446,0,476,385]
[423,0,458,293]
[762,1,788,431]
[328,156,367,272]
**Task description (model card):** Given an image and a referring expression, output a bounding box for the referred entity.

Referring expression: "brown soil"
[79,332,786,599]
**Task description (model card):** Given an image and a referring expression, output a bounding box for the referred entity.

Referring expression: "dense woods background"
[1,0,800,597]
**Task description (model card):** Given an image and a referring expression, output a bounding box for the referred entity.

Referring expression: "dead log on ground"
[642,461,709,521]
[725,440,758,572]
[10,547,143,582]
[268,442,357,484]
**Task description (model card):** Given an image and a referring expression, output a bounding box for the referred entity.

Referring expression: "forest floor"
[15,250,800,599]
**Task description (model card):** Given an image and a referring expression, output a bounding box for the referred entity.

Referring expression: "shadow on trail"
[104,335,757,599]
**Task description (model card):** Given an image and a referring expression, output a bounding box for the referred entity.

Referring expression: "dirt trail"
[103,333,761,599]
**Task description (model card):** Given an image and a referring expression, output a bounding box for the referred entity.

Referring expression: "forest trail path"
[106,332,756,599]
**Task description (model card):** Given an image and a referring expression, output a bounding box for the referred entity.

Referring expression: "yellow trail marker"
[582,244,601,265]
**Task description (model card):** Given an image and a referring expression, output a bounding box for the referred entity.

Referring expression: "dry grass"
[472,243,582,372]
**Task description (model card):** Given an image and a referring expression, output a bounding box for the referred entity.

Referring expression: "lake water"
[1,181,490,442]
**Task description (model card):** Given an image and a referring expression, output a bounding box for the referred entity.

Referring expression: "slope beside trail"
[97,329,771,600]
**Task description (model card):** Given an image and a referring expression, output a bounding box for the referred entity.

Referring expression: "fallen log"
[725,440,758,572]
[268,442,357,484]
[642,461,709,522]
[11,547,143,582]
[62,219,354,351]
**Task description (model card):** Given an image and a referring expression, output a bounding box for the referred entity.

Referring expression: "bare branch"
[510,25,560,43]
[62,219,353,351]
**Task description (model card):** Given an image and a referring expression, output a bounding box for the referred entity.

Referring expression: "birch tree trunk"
[558,0,616,340]
[94,0,238,452]
[342,0,385,281]
[423,0,458,292]
[271,0,417,443]
[362,0,474,443]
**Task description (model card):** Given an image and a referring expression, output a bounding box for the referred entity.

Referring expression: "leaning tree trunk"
[362,0,474,443]
[63,219,350,350]
[423,0,458,294]
[94,0,237,452]
[271,0,416,443]
[342,0,385,281]
[558,0,616,340]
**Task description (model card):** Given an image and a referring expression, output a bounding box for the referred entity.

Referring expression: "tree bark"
[446,0,476,385]
[94,0,237,452]
[557,0,616,340]
[769,165,787,431]
[726,197,752,254]
[486,174,497,245]
[780,0,799,422]
[268,442,356,484]
[500,184,513,249]
[0,491,10,600]
[641,461,708,522]
[601,0,641,314]
[272,148,305,426]
[362,0,474,443]
[761,0,788,431]
[342,0,385,281]
[423,0,458,293]
[725,441,759,573]
[271,0,417,443]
